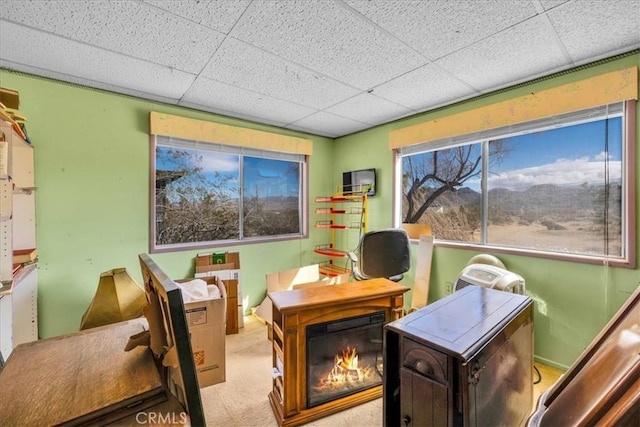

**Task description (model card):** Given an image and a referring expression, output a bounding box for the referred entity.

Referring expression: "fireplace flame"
[320,346,375,386]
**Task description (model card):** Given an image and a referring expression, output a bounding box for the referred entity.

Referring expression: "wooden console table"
[268,278,409,427]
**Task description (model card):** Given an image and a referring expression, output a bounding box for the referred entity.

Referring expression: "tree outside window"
[400,106,626,262]
[153,137,304,251]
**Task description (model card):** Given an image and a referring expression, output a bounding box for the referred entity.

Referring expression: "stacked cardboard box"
[175,276,227,388]
[195,252,242,334]
[255,264,350,340]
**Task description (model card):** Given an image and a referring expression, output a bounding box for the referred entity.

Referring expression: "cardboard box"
[195,252,244,330]
[225,252,241,269]
[197,269,242,332]
[401,223,432,239]
[194,262,235,275]
[255,265,350,338]
[195,251,241,273]
[176,276,227,388]
[224,278,239,334]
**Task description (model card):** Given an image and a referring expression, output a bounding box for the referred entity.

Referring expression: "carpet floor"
[199,315,563,427]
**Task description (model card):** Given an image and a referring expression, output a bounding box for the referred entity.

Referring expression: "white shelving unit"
[0,120,38,359]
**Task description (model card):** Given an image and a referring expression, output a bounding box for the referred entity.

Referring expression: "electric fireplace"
[267,278,409,427]
[306,311,385,408]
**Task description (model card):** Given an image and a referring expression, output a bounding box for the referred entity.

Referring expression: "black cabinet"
[384,285,534,427]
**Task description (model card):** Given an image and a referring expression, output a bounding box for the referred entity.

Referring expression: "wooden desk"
[0,319,181,426]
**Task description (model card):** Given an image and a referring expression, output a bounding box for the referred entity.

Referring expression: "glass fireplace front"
[306,311,385,408]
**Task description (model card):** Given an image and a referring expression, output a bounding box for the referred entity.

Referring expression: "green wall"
[335,53,640,369]
[0,70,335,339]
[1,52,638,369]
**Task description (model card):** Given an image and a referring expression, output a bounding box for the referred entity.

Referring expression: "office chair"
[347,228,411,282]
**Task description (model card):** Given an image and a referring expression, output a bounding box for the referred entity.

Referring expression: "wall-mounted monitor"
[343,168,376,196]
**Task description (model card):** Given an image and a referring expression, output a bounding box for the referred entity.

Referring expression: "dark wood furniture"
[383,285,534,427]
[138,253,205,425]
[0,254,205,426]
[268,278,409,427]
[527,285,640,426]
[0,319,172,425]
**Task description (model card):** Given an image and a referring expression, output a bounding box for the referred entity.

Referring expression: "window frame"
[394,100,636,268]
[150,135,309,254]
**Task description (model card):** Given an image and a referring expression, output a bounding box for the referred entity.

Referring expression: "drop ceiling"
[0,0,638,138]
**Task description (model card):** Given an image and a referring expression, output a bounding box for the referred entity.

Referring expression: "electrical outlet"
[445,281,453,295]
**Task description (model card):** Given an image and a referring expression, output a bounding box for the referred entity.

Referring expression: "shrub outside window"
[398,102,633,266]
[152,136,305,252]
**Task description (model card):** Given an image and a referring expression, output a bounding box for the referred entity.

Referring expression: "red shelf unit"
[314,220,347,229]
[318,262,352,277]
[313,193,367,278]
[314,207,346,214]
[314,244,348,258]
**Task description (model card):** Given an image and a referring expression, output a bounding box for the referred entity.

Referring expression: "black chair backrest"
[357,228,411,280]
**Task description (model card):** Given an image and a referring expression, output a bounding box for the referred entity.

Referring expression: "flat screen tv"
[343,168,376,196]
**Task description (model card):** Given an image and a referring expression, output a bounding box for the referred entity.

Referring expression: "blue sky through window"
[156,146,298,198]
[466,116,622,191]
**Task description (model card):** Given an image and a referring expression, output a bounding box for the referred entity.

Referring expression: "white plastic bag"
[207,284,221,300]
[175,279,222,302]
[176,279,209,303]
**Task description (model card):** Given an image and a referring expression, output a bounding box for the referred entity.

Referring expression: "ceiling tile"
[0,59,184,106]
[180,99,290,129]
[284,124,337,138]
[289,111,370,137]
[372,63,476,111]
[547,0,640,63]
[200,38,360,110]
[345,0,538,60]
[142,0,251,34]
[0,22,195,100]
[182,76,317,126]
[1,0,638,138]
[539,0,571,10]
[324,93,414,125]
[436,16,570,92]
[230,0,427,90]
[0,0,224,74]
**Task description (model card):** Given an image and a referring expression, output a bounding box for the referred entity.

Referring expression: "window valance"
[150,111,313,156]
[389,66,638,150]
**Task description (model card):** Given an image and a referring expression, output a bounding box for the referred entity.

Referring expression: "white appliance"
[454,263,526,295]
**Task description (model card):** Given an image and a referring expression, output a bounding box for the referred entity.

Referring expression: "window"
[397,102,634,266]
[152,136,306,252]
